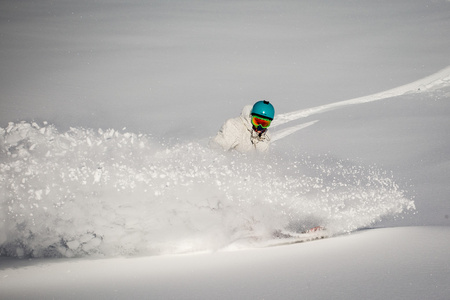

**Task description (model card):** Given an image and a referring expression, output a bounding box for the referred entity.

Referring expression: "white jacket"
[210,105,271,153]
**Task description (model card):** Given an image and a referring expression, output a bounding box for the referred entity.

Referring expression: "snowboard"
[230,227,329,249]
[259,227,329,247]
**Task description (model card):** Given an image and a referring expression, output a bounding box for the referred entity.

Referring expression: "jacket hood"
[240,105,253,130]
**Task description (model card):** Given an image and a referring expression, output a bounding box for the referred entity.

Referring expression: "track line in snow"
[272,120,318,142]
[272,65,450,128]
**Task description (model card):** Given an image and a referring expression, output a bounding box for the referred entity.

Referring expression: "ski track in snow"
[271,120,319,142]
[271,65,450,140]
[0,121,415,258]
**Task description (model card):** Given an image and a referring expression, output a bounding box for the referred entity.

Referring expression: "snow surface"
[1,227,449,300]
[1,0,450,299]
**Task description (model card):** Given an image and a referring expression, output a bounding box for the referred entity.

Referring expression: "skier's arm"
[210,119,239,151]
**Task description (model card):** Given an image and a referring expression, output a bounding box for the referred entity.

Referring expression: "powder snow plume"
[0,122,415,258]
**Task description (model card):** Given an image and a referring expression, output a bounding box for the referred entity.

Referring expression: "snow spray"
[0,122,415,257]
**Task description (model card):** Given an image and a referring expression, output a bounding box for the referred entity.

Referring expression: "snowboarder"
[210,100,275,153]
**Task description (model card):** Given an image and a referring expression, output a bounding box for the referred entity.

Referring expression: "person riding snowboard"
[211,100,275,153]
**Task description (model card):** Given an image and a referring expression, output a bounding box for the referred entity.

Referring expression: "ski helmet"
[251,100,275,120]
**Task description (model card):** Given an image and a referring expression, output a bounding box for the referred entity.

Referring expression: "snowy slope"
[1,0,450,299]
[1,227,449,300]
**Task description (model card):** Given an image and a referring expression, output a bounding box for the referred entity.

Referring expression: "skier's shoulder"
[222,115,246,131]
[219,104,253,135]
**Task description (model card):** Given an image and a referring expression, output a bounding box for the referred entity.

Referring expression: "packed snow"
[1,0,449,299]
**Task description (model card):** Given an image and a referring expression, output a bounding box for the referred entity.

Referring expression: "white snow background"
[1,0,450,299]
